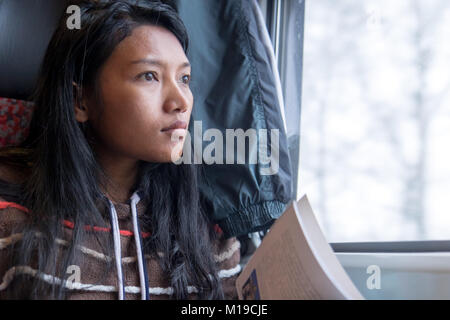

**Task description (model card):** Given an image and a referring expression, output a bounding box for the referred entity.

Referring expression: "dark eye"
[181,75,191,85]
[140,72,156,82]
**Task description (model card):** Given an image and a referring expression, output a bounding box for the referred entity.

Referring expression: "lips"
[161,120,188,132]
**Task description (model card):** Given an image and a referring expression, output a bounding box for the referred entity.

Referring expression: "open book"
[236,195,364,300]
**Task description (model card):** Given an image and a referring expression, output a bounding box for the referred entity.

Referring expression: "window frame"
[259,0,305,198]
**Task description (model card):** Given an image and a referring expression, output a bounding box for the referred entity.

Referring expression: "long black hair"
[0,0,224,300]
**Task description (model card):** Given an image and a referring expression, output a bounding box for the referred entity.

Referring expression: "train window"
[298,0,450,242]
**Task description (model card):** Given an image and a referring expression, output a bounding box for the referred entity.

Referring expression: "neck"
[95,148,140,204]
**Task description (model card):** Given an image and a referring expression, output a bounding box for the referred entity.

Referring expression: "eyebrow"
[130,58,191,69]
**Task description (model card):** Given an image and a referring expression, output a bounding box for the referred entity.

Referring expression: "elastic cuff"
[217,200,288,238]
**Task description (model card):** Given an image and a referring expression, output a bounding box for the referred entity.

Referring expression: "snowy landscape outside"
[298,0,450,242]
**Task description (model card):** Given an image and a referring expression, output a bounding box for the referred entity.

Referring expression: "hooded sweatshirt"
[0,167,241,300]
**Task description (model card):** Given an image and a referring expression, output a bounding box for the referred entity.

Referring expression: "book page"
[294,196,364,299]
[236,195,364,300]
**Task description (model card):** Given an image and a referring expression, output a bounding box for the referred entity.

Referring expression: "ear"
[72,81,89,123]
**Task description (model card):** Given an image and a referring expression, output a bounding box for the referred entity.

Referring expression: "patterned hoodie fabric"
[0,170,241,300]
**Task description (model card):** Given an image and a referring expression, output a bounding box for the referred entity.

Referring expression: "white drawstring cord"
[108,200,125,300]
[130,192,147,300]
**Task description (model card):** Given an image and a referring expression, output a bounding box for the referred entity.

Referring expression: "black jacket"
[175,0,293,238]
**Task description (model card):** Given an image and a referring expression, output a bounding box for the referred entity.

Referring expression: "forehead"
[109,24,188,67]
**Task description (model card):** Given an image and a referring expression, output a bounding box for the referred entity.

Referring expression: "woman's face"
[83,24,193,163]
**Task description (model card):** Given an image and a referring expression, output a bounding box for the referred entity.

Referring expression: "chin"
[138,140,186,163]
[169,144,185,163]
[145,147,184,164]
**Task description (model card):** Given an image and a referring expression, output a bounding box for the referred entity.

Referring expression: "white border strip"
[1,233,241,265]
[0,265,241,295]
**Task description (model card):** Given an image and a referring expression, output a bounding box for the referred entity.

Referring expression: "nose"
[162,79,191,114]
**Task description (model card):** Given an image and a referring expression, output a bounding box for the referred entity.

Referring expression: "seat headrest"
[0,0,67,100]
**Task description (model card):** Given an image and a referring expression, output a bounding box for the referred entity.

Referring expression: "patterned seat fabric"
[0,98,34,147]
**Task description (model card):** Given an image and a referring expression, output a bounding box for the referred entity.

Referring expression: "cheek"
[91,85,155,145]
[90,86,190,162]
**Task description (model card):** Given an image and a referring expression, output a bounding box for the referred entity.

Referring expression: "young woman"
[0,1,241,300]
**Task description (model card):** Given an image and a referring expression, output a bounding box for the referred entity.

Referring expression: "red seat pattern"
[0,97,34,147]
